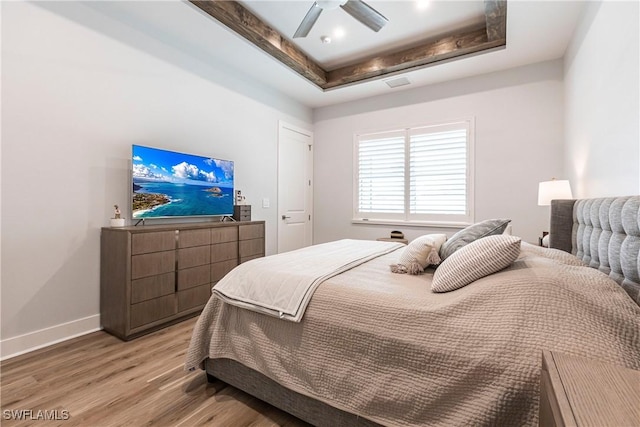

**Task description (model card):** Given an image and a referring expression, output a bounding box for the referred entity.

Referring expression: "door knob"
[282,215,291,220]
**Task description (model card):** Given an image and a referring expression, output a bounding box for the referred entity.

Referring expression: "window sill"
[351,218,471,229]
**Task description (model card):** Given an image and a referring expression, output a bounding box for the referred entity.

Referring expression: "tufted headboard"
[549,196,640,305]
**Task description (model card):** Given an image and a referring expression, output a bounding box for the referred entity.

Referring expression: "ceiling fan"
[293,0,389,38]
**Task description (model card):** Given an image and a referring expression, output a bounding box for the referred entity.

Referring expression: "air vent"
[384,77,411,88]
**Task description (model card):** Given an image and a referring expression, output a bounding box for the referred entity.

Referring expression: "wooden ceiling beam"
[189,0,327,87]
[325,26,499,89]
[484,0,508,42]
[189,0,507,91]
[325,0,507,89]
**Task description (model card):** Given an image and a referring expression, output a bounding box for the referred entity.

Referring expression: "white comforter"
[212,239,404,322]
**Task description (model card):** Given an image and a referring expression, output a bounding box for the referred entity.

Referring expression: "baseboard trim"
[0,314,102,361]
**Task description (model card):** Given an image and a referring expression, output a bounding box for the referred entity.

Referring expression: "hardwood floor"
[0,318,310,427]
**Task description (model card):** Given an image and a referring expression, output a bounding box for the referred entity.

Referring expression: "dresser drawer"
[212,226,238,243]
[177,265,210,291]
[211,241,238,263]
[132,231,176,255]
[178,228,211,248]
[131,272,175,304]
[239,223,264,240]
[239,238,265,260]
[131,251,175,280]
[211,259,238,282]
[177,284,211,312]
[130,294,176,329]
[178,245,210,269]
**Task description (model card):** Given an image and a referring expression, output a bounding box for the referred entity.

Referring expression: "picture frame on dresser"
[100,221,265,340]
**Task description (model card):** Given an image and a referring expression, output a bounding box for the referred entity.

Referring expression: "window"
[354,119,474,225]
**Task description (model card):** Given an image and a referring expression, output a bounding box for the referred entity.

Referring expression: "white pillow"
[390,234,447,275]
[431,235,521,292]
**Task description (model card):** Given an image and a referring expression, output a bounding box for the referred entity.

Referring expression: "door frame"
[277,121,313,253]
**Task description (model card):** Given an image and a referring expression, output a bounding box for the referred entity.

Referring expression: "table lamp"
[538,178,573,246]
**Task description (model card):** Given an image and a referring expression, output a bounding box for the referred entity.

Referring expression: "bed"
[185,196,640,427]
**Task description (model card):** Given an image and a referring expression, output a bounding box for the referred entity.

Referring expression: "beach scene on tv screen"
[132,145,234,218]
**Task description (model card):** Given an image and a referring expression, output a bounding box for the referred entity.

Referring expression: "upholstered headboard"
[549,196,640,305]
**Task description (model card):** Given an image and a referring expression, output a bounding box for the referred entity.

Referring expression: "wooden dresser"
[539,350,640,427]
[100,221,265,340]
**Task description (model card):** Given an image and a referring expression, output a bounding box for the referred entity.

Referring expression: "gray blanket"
[185,242,640,426]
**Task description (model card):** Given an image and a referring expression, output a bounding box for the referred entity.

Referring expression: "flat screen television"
[131,145,234,219]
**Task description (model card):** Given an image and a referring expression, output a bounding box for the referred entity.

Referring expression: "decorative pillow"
[439,218,511,261]
[520,242,588,267]
[432,235,521,292]
[390,234,447,275]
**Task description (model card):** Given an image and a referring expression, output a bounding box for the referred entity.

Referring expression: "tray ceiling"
[189,0,507,90]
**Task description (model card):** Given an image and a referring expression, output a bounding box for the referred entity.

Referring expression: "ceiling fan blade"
[293,2,323,38]
[340,0,388,32]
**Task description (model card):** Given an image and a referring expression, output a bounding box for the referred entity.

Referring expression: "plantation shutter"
[409,123,469,220]
[354,120,473,224]
[356,130,405,218]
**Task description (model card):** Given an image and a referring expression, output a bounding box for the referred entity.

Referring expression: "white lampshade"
[538,179,573,206]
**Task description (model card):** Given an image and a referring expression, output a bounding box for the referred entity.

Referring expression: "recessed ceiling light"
[320,35,332,44]
[333,27,345,39]
[416,0,430,11]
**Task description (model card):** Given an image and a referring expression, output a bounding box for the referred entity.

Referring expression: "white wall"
[564,0,640,197]
[313,60,565,245]
[1,2,312,358]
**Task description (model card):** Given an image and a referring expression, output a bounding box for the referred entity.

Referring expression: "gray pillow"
[439,218,511,260]
[432,235,522,293]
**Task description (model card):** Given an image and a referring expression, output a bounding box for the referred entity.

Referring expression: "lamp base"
[539,231,549,247]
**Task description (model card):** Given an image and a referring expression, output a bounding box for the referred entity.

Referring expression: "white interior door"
[278,122,313,253]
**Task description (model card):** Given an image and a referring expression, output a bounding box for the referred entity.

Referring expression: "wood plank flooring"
[0,317,310,427]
